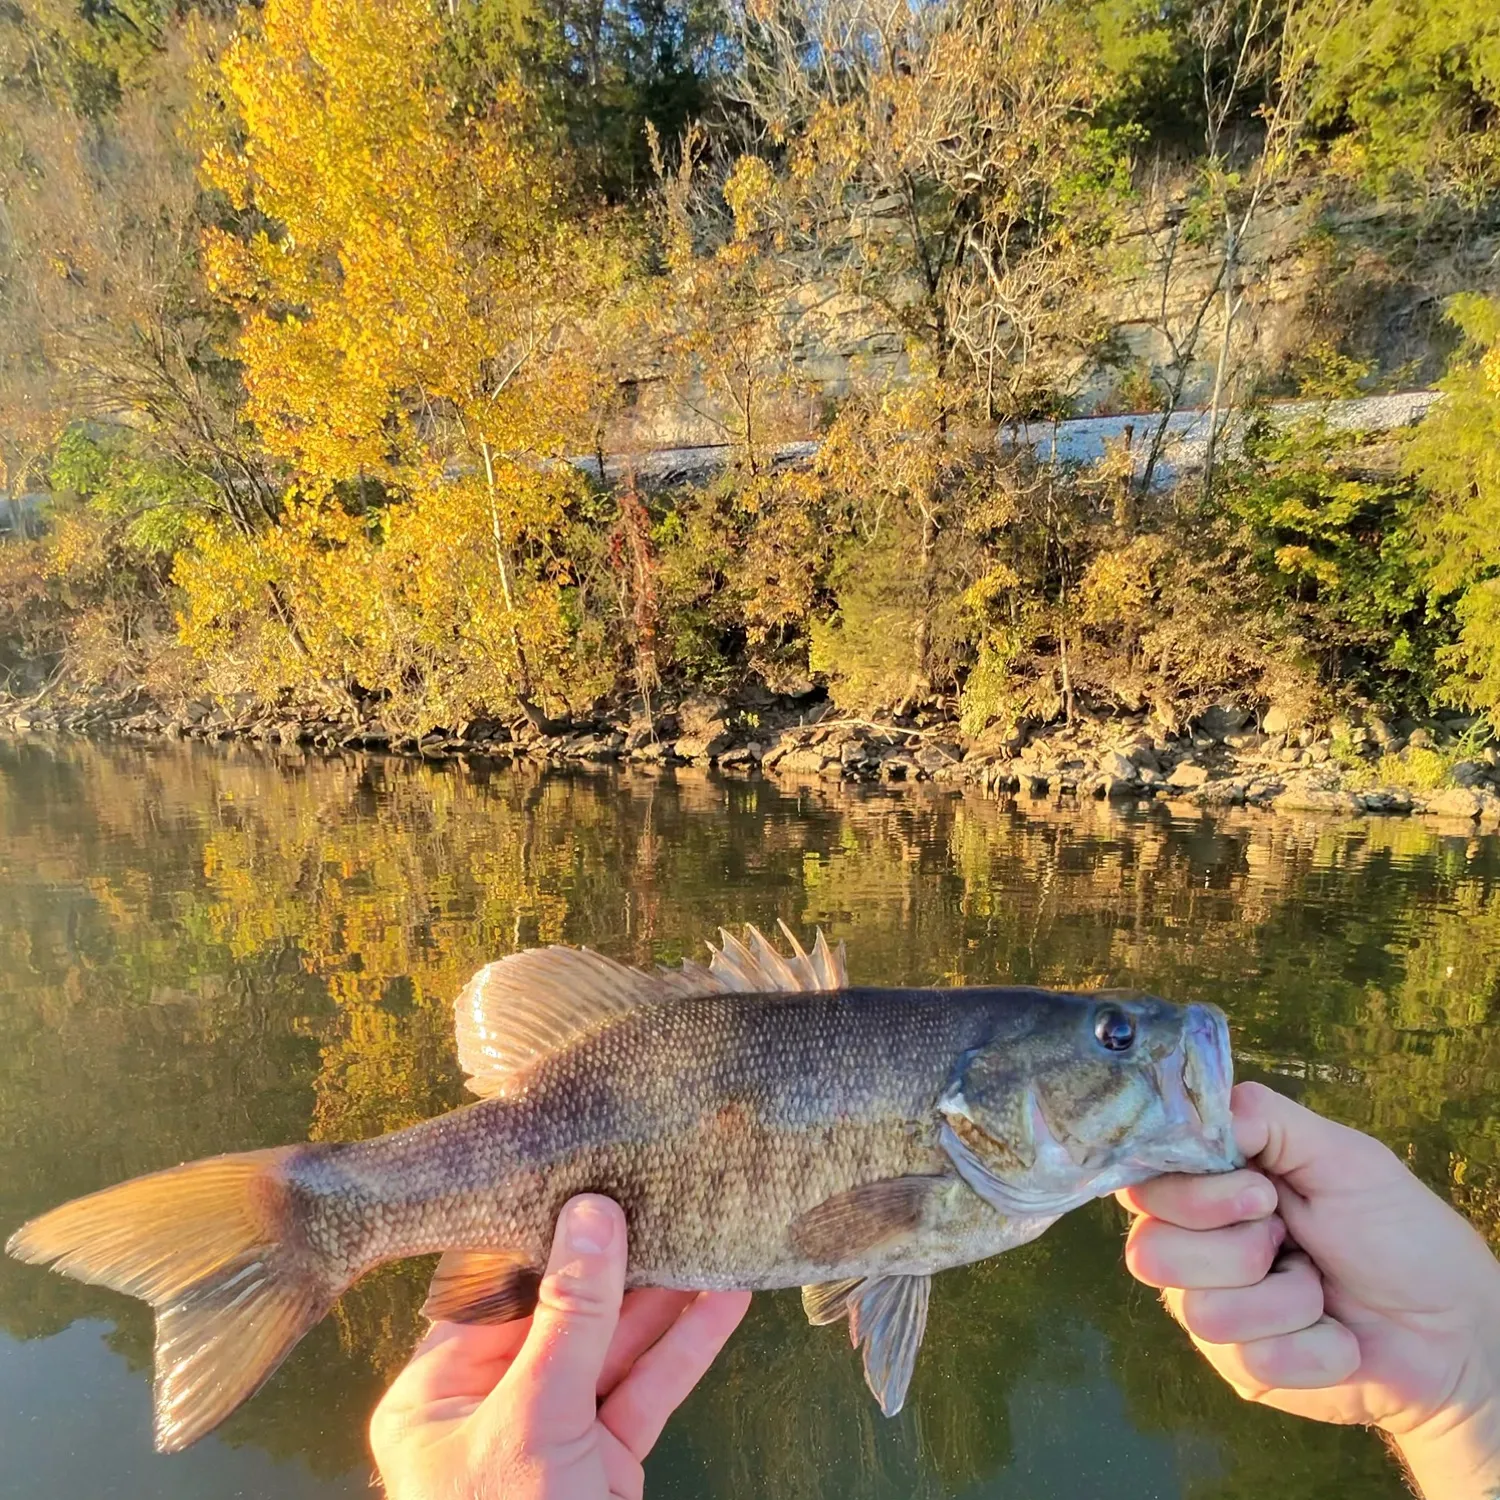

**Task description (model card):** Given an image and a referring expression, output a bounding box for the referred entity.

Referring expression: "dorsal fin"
[455,921,849,1097]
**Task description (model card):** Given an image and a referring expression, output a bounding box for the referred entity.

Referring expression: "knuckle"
[540,1266,617,1319]
[1178,1288,1237,1345]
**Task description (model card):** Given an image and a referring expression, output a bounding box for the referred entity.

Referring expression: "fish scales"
[6,923,1241,1452]
[299,986,1024,1287]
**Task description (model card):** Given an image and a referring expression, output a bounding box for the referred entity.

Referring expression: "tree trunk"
[1201,214,1238,501]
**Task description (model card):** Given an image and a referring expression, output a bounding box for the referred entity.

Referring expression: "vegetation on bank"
[1,0,1499,741]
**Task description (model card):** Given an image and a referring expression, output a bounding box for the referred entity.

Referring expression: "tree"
[1312,0,1500,205]
[183,0,626,730]
[726,0,1131,420]
[0,18,275,537]
[1408,295,1500,722]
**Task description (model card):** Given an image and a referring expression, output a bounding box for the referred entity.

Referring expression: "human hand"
[370,1195,751,1500]
[1116,1081,1500,1499]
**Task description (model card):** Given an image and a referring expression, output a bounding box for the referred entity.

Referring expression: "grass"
[1334,722,1493,793]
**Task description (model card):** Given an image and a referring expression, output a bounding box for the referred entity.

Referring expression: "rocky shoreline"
[7,687,1500,825]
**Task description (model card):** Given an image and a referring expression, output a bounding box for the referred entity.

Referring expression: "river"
[1,737,1495,1500]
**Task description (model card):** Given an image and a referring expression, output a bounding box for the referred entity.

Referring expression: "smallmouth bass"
[7,924,1241,1452]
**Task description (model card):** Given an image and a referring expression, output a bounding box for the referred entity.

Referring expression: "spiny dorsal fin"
[455,922,848,1097]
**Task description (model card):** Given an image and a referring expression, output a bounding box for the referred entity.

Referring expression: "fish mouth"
[1139,1002,1241,1173]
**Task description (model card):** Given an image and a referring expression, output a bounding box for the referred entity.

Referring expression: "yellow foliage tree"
[178,0,624,730]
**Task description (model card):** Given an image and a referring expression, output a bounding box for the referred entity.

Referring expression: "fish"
[6,923,1241,1453]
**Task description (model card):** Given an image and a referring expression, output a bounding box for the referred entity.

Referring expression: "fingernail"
[563,1196,616,1255]
[1237,1181,1277,1218]
[1269,1216,1287,1251]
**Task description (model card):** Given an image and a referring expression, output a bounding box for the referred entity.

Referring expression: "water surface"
[2,738,1497,1499]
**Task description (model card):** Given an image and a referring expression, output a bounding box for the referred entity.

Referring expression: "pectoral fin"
[789,1174,949,1264]
[421,1250,540,1325]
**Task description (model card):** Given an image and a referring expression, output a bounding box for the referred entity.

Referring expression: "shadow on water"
[0,736,1496,1497]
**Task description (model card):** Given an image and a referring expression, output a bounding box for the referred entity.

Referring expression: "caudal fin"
[6,1146,342,1452]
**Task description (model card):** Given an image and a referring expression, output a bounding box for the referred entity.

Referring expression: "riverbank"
[9,683,1500,827]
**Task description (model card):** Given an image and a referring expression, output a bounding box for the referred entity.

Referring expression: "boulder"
[1273,787,1362,814]
[1098,749,1139,782]
[1357,787,1412,813]
[1424,787,1483,820]
[1190,779,1247,807]
[881,752,920,781]
[1166,761,1210,790]
[673,729,734,761]
[676,693,730,736]
[775,746,834,776]
[1223,730,1266,753]
[718,742,764,767]
[1262,705,1293,735]
[1450,760,1488,788]
[1200,703,1251,740]
[915,742,963,773]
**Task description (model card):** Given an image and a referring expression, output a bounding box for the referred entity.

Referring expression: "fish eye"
[1093,1006,1136,1053]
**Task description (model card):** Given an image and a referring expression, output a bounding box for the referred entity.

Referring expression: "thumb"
[494,1195,627,1441]
[1231,1081,1401,1198]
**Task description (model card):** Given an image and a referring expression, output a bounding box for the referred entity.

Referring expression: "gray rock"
[1273,787,1362,814]
[776,746,835,776]
[673,730,734,761]
[676,693,730,736]
[915,742,963,773]
[1450,760,1488,788]
[1223,730,1266,753]
[1098,749,1138,782]
[1190,779,1247,807]
[1424,787,1483,820]
[1372,787,1413,813]
[1166,762,1210,790]
[1200,703,1251,739]
[566,733,624,761]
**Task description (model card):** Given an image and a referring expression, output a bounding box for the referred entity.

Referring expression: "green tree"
[1408,295,1500,721]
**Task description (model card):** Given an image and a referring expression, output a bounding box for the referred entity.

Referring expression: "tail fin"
[6,1146,343,1452]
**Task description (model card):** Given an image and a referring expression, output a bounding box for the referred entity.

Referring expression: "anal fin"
[847,1273,931,1417]
[421,1250,540,1325]
[801,1277,862,1326]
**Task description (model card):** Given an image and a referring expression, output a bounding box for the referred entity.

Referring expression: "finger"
[1125,1213,1286,1290]
[496,1195,627,1440]
[1166,1252,1325,1344]
[1194,1314,1363,1395]
[1116,1169,1278,1229]
[598,1290,697,1396]
[599,1423,646,1500]
[377,1315,533,1411]
[600,1290,752,1460]
[1229,1082,1402,1199]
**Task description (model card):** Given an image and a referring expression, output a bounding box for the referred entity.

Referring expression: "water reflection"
[1,737,1496,1498]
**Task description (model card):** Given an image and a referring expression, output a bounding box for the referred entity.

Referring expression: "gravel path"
[575,389,1443,487]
